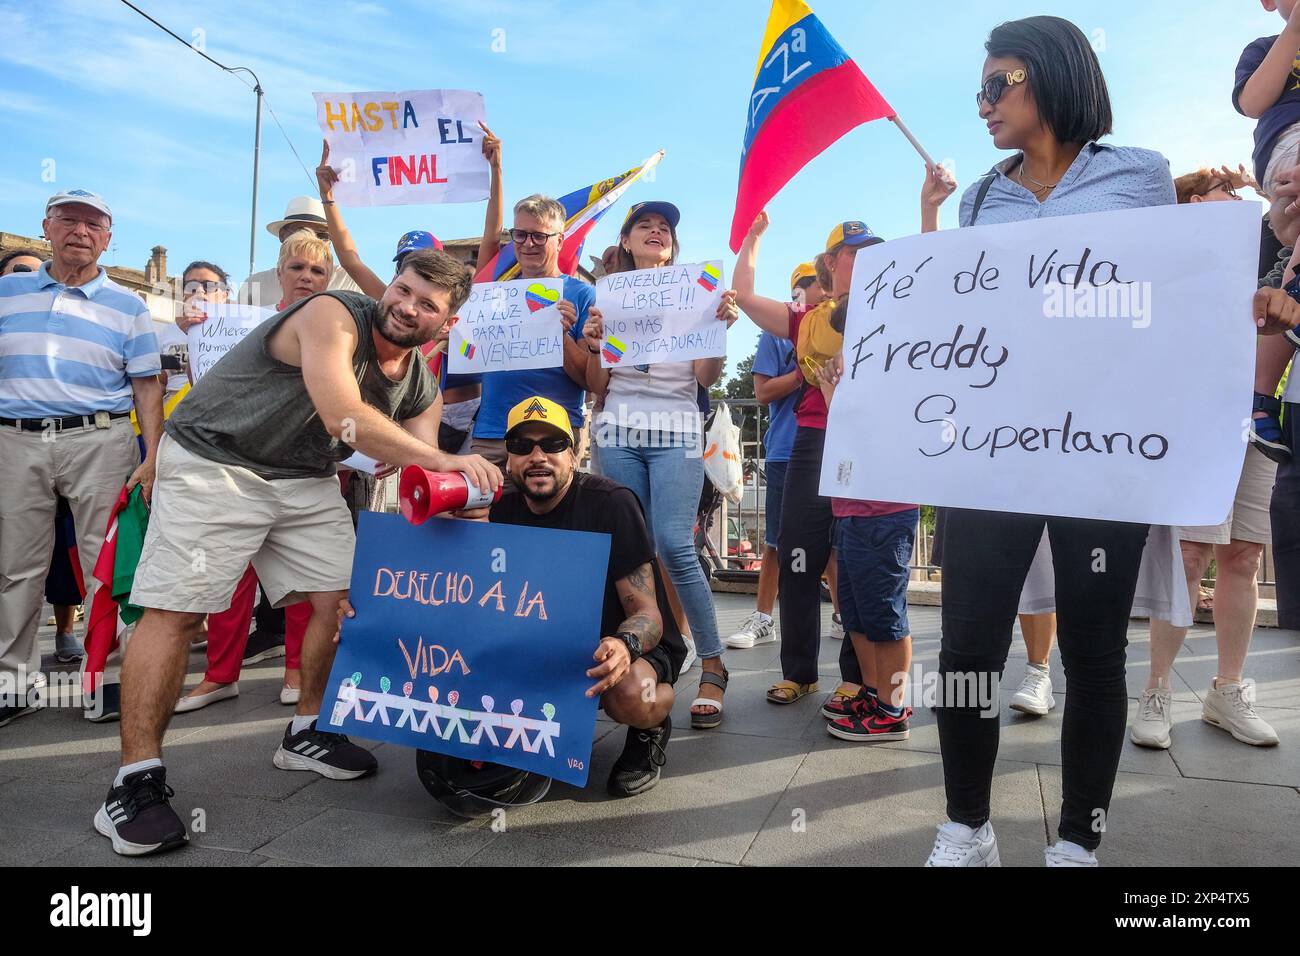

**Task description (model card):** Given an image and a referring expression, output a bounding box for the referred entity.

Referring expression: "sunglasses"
[183,280,226,294]
[976,68,1028,108]
[7,264,35,273]
[509,228,561,246]
[506,435,572,455]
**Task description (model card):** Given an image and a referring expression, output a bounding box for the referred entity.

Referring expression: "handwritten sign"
[596,261,727,367]
[313,89,489,207]
[447,277,566,373]
[820,201,1260,525]
[322,512,609,786]
[185,303,274,381]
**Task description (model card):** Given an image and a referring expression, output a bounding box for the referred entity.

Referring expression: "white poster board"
[185,303,275,381]
[448,277,567,373]
[313,89,489,206]
[819,201,1260,525]
[595,261,727,367]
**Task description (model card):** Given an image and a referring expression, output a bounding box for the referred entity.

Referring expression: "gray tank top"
[166,290,436,479]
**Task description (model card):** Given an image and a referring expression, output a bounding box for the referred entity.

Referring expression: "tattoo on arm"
[617,613,662,652]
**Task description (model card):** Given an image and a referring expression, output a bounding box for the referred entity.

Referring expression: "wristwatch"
[613,631,643,662]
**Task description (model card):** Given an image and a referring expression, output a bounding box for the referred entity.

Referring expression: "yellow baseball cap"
[505,395,574,444]
[790,262,816,291]
[824,220,883,253]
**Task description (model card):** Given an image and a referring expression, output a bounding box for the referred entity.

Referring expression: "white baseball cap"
[46,189,112,221]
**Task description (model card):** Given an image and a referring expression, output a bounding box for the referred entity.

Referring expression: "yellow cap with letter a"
[505,395,574,444]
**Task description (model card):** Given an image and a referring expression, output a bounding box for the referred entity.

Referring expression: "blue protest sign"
[322,512,610,786]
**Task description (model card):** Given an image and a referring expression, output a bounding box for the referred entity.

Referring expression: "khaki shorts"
[1178,446,1277,546]
[131,435,355,613]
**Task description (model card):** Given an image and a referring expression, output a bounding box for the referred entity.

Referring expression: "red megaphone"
[398,467,502,524]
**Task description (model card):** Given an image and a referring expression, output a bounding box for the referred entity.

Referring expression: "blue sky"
[0,0,1284,373]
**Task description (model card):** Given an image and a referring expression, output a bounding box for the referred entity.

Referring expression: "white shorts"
[130,435,355,613]
[1263,121,1300,197]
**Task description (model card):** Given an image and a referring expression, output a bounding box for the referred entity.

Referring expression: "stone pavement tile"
[167,788,330,853]
[0,825,95,866]
[38,835,264,867]
[463,831,702,867]
[1038,765,1300,866]
[743,748,1047,867]
[1153,705,1300,788]
[669,669,829,741]
[0,773,120,834]
[257,807,494,866]
[847,692,1182,778]
[1171,630,1300,710]
[496,730,811,864]
[290,744,490,828]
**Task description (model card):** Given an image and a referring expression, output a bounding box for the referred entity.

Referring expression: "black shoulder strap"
[969,170,997,225]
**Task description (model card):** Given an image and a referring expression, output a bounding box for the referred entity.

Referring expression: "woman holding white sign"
[582,202,738,729]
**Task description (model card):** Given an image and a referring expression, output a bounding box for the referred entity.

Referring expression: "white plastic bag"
[703,402,744,505]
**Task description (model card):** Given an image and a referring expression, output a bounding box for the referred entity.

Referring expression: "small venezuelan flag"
[460,341,476,360]
[698,264,722,292]
[602,336,627,365]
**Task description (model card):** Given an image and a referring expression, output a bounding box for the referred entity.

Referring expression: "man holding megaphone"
[93,248,501,858]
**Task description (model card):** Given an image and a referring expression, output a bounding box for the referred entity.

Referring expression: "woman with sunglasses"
[581,201,739,729]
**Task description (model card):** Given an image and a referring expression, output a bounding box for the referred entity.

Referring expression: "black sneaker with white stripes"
[93,766,189,857]
[273,720,378,780]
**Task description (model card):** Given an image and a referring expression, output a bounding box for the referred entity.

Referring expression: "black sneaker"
[273,720,377,780]
[84,682,121,723]
[607,715,671,797]
[93,766,189,856]
[0,701,38,729]
[827,701,912,742]
[242,628,286,665]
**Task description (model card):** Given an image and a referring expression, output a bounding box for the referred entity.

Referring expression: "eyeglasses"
[183,280,227,295]
[505,435,572,455]
[976,68,1028,108]
[1207,180,1241,200]
[49,213,110,235]
[508,228,561,246]
[7,264,34,273]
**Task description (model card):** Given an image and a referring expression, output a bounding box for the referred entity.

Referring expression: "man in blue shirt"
[0,190,163,729]
[470,195,593,484]
[725,263,823,648]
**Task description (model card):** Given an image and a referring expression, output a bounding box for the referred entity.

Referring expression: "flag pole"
[888,115,936,168]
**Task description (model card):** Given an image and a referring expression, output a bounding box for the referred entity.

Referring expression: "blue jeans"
[597,435,723,660]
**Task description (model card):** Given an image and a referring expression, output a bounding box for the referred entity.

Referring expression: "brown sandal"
[766,680,820,705]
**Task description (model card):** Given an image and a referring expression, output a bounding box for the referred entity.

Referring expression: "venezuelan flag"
[477,151,664,282]
[698,264,722,292]
[729,0,894,251]
[460,341,476,360]
[602,336,627,365]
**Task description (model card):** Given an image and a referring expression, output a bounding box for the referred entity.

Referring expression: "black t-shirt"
[490,473,686,667]
[1234,35,1300,184]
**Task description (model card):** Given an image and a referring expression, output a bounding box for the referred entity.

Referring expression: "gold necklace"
[1018,160,1059,195]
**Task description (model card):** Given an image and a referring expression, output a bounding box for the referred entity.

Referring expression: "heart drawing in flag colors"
[525,283,561,313]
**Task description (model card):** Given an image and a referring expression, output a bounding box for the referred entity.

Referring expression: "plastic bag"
[703,402,744,505]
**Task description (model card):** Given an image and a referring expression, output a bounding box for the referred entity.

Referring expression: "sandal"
[690,667,729,729]
[766,679,820,705]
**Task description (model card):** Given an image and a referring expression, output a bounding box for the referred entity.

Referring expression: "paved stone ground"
[2,595,1297,866]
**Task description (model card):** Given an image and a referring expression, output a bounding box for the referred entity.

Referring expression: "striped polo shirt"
[0,261,160,418]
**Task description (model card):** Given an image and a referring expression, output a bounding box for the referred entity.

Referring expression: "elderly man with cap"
[237,196,362,307]
[0,189,163,729]
[486,395,686,796]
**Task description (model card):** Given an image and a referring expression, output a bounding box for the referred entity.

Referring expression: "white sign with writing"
[186,303,274,381]
[313,89,489,206]
[820,201,1260,525]
[448,277,567,373]
[596,261,727,368]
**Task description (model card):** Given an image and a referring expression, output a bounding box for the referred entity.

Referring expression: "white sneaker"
[1009,663,1055,715]
[680,636,697,673]
[1045,840,1098,867]
[1202,680,1279,746]
[925,821,1001,867]
[1130,686,1172,749]
[725,612,776,649]
[829,613,845,641]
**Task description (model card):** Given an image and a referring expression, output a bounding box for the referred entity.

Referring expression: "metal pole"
[249,82,263,287]
[888,114,936,168]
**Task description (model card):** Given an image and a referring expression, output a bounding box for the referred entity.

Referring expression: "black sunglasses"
[976,68,1027,107]
[7,264,35,273]
[183,280,226,294]
[506,434,572,455]
[508,228,561,246]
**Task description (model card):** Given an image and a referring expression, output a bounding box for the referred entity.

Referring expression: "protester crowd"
[1,13,1299,866]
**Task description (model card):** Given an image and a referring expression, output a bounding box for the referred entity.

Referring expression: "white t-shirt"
[596,359,702,436]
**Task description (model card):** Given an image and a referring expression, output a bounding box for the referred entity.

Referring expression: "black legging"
[777,425,860,686]
[936,508,1148,850]
[1271,402,1300,629]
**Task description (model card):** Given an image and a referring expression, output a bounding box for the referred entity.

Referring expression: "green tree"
[725,351,755,400]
